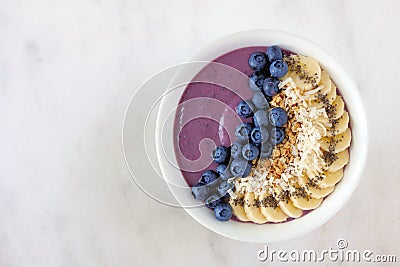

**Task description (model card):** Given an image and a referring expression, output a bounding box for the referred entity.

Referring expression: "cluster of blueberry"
[248,46,289,95]
[191,169,234,221]
[191,46,289,222]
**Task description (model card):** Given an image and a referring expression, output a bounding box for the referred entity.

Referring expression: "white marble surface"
[0,0,399,266]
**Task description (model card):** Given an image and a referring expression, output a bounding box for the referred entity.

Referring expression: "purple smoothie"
[173,46,348,223]
[173,47,265,186]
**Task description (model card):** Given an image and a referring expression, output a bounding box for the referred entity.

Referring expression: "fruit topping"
[205,195,222,209]
[236,100,253,118]
[248,52,268,71]
[211,146,230,164]
[230,141,244,159]
[248,71,265,91]
[191,182,209,200]
[214,203,233,221]
[270,127,285,145]
[260,141,274,158]
[270,59,288,78]
[252,91,270,109]
[216,164,233,180]
[235,123,253,142]
[263,77,280,97]
[230,158,252,178]
[218,180,235,196]
[242,143,260,161]
[253,109,269,127]
[266,45,283,62]
[200,170,219,184]
[269,107,288,127]
[250,127,263,144]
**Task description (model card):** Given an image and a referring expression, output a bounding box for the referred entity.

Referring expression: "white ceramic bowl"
[155,29,368,243]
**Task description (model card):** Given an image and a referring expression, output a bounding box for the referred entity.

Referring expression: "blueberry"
[205,195,222,209]
[263,77,280,97]
[242,143,260,161]
[248,72,265,91]
[250,127,262,144]
[216,164,233,180]
[252,91,270,110]
[200,170,218,184]
[214,203,233,221]
[261,126,270,140]
[191,182,209,200]
[266,46,283,62]
[253,110,269,128]
[216,164,227,176]
[230,158,252,178]
[217,180,234,197]
[270,127,285,145]
[251,127,269,144]
[270,60,289,78]
[269,107,288,127]
[212,146,230,164]
[243,163,252,177]
[235,123,253,142]
[220,193,231,203]
[260,141,274,158]
[230,141,244,159]
[231,141,244,159]
[236,100,253,118]
[248,52,268,71]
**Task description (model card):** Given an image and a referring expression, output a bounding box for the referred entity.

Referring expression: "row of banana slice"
[229,55,351,224]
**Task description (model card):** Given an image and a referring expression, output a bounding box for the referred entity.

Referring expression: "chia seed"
[261,195,279,209]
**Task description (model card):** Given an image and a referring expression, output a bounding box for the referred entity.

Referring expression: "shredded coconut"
[230,77,328,195]
[281,79,326,181]
[227,188,236,199]
[304,85,324,96]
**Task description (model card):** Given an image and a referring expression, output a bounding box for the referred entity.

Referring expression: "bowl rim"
[155,29,368,243]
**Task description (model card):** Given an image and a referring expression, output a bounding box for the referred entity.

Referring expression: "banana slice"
[320,128,351,153]
[283,54,321,91]
[308,83,340,111]
[279,199,303,219]
[325,149,349,172]
[316,115,332,128]
[258,193,288,223]
[274,186,303,218]
[332,95,345,119]
[229,192,250,222]
[308,97,330,110]
[326,111,349,137]
[308,99,325,109]
[314,121,328,137]
[304,71,331,101]
[298,175,335,199]
[326,83,337,103]
[290,193,323,210]
[243,192,268,224]
[289,182,323,210]
[317,169,344,188]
